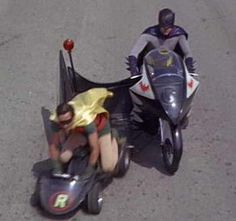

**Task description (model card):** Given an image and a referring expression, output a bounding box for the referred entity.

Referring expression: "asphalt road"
[0,0,235,221]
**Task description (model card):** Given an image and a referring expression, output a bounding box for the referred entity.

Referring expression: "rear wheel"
[86,182,103,214]
[162,126,183,175]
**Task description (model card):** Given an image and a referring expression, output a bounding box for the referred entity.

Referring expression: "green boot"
[111,128,126,147]
[81,165,96,180]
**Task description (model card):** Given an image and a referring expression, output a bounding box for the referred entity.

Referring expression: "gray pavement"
[0,0,235,221]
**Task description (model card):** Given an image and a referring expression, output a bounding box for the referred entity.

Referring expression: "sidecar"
[31,146,113,216]
[31,40,141,217]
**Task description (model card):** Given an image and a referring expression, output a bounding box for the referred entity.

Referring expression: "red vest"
[74,113,107,133]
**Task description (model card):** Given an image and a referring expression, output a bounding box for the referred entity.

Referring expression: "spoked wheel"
[162,126,183,175]
[86,182,103,214]
[114,146,131,178]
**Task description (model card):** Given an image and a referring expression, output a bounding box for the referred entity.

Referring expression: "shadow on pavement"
[130,126,169,175]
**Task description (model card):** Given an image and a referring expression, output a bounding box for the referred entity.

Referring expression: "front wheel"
[162,126,183,175]
[86,182,103,214]
[114,146,131,178]
[30,179,41,207]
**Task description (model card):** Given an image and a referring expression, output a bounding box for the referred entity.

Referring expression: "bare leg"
[99,133,118,172]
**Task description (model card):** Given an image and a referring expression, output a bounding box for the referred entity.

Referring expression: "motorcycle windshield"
[144,49,185,124]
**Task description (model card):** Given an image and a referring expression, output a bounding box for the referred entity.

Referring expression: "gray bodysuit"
[130,25,192,59]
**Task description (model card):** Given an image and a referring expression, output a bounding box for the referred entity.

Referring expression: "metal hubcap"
[97,192,103,207]
[166,143,174,164]
[124,151,130,168]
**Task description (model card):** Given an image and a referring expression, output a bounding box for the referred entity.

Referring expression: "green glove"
[51,159,63,175]
[81,165,96,180]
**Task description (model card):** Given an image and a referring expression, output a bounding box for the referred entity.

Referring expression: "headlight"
[160,87,177,104]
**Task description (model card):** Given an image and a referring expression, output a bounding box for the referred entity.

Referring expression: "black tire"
[86,182,103,214]
[180,116,189,129]
[30,181,41,207]
[30,192,40,207]
[162,126,183,175]
[114,147,131,178]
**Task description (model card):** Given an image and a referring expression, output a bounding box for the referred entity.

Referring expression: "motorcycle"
[129,47,199,174]
[60,40,199,175]
[32,39,199,216]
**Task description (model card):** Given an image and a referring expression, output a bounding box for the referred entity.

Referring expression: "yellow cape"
[50,88,113,130]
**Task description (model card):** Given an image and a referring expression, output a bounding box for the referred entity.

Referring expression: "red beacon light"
[63,39,76,87]
[63,39,74,52]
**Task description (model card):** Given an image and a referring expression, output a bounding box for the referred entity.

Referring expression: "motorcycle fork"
[159,118,173,146]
